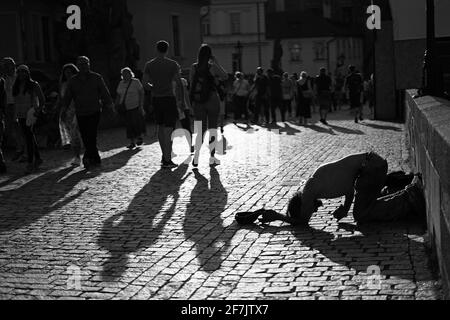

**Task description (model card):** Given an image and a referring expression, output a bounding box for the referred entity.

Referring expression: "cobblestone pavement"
[0,108,442,300]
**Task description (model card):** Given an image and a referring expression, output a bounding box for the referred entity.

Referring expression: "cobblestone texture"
[0,109,442,300]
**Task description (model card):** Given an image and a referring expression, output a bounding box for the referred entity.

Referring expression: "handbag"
[118,80,132,115]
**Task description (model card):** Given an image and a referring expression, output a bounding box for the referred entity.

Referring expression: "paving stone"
[0,111,441,300]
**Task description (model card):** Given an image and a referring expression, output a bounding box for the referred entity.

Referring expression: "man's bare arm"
[142,64,153,91]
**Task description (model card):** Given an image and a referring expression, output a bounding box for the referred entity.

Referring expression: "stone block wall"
[405,90,450,299]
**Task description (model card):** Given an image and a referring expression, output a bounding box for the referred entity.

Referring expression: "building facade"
[128,0,208,73]
[202,0,271,76]
[203,0,366,77]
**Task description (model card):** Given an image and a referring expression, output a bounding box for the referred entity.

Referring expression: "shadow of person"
[98,164,189,281]
[241,220,426,281]
[0,149,143,233]
[183,168,229,272]
[307,124,336,135]
[279,123,301,136]
[360,123,403,132]
[328,124,365,135]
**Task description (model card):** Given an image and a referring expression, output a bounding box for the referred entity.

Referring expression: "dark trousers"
[180,110,192,142]
[254,96,270,123]
[77,112,101,164]
[234,96,248,121]
[270,98,281,122]
[18,118,41,164]
[281,99,291,121]
[0,112,5,165]
[353,153,414,223]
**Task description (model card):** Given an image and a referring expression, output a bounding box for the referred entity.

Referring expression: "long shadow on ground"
[98,164,190,281]
[0,149,140,233]
[241,221,432,282]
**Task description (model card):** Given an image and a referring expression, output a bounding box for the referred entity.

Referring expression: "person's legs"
[5,104,24,157]
[263,99,271,123]
[270,99,278,123]
[18,118,36,172]
[206,94,220,160]
[193,102,207,166]
[0,112,6,172]
[77,113,100,167]
[281,100,289,122]
[254,96,262,123]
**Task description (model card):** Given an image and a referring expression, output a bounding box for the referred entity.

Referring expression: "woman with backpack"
[189,44,228,167]
[13,65,45,174]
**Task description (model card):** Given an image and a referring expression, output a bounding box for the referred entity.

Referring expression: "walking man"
[267,69,282,124]
[314,67,332,125]
[1,57,24,162]
[63,56,114,170]
[345,65,364,123]
[143,40,185,169]
[252,67,270,125]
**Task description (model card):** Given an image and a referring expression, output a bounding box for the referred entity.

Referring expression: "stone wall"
[405,90,450,298]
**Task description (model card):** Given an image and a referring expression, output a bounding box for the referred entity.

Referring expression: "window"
[172,15,181,57]
[290,43,302,62]
[202,17,210,36]
[275,0,285,12]
[314,41,327,60]
[230,12,241,34]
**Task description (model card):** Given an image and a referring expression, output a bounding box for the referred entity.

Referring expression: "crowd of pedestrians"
[0,39,374,174]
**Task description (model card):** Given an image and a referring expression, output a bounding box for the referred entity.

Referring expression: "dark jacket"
[63,71,113,116]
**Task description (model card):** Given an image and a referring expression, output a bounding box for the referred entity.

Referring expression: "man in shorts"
[345,65,364,123]
[259,152,426,226]
[143,41,185,169]
[314,67,332,125]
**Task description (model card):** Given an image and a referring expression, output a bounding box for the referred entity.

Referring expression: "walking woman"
[12,65,45,174]
[232,72,250,124]
[116,67,145,149]
[297,71,313,125]
[281,72,295,122]
[189,44,228,167]
[58,63,82,166]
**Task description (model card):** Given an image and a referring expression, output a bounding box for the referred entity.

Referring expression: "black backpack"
[190,64,215,104]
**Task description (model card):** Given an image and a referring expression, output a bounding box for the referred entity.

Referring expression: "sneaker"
[359,115,364,121]
[34,158,43,170]
[209,156,221,167]
[82,157,91,170]
[355,117,359,123]
[192,159,199,168]
[0,162,6,174]
[12,151,24,162]
[319,119,326,125]
[24,163,34,174]
[127,143,136,150]
[136,138,144,146]
[322,120,329,126]
[162,160,177,169]
[71,156,81,166]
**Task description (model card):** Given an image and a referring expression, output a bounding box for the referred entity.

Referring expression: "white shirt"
[116,78,143,110]
[233,79,250,97]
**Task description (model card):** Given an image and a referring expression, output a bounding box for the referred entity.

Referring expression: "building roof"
[266,11,364,39]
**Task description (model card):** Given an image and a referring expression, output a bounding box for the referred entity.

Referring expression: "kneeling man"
[262,152,425,225]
